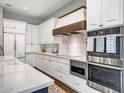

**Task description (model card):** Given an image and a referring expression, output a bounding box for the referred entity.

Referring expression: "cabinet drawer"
[55,66,69,75]
[37,55,45,60]
[55,63,70,75]
[43,55,51,60]
[38,55,50,61]
[51,57,70,65]
[69,75,87,93]
[57,73,69,83]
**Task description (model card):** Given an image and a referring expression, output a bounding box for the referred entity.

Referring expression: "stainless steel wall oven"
[87,27,123,93]
[88,63,122,93]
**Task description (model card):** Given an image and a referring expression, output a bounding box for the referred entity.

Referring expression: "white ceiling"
[0,0,72,18]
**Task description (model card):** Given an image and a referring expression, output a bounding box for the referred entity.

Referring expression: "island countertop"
[0,56,54,93]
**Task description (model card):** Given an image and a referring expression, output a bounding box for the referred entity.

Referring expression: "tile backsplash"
[53,30,87,56]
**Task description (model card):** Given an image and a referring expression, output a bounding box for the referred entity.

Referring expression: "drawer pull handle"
[107,19,116,22]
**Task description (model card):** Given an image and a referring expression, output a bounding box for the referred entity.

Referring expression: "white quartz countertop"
[0,56,54,93]
[34,52,87,62]
[0,55,18,62]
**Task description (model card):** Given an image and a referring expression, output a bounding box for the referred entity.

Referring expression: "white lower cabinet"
[35,55,52,73]
[26,53,35,66]
[52,61,69,83]
[68,75,87,93]
[18,57,26,63]
[35,55,42,69]
[39,56,47,72]
[86,86,102,93]
[34,54,101,93]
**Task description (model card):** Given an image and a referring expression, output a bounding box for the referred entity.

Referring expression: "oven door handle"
[88,62,122,70]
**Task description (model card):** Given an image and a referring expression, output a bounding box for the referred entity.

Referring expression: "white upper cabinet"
[87,0,123,31]
[26,24,32,45]
[26,24,39,53]
[87,0,101,30]
[38,18,58,44]
[4,19,26,34]
[31,25,39,45]
[26,24,39,45]
[102,0,123,27]
[4,19,16,28]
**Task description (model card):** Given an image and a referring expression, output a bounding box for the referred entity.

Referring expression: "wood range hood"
[53,6,86,36]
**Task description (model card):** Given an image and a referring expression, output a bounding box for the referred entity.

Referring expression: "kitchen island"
[0,56,54,93]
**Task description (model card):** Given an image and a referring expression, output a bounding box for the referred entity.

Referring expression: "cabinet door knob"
[99,24,103,27]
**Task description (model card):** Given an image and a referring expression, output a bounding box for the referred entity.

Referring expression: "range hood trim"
[53,20,86,36]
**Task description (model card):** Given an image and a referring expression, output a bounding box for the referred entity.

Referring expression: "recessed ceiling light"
[24,6,28,10]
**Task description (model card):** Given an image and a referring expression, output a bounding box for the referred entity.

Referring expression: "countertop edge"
[26,52,87,62]
[19,80,54,93]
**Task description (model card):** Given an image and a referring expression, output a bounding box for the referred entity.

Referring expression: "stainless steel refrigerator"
[4,33,25,58]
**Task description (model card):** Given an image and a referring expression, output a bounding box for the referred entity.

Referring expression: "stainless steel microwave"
[70,60,87,79]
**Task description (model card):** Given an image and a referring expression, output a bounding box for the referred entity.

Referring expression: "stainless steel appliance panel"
[87,27,123,67]
[88,64,122,93]
[70,60,87,79]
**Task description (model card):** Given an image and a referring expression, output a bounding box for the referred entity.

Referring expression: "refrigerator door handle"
[14,40,16,56]
[0,46,3,51]
[0,46,3,56]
